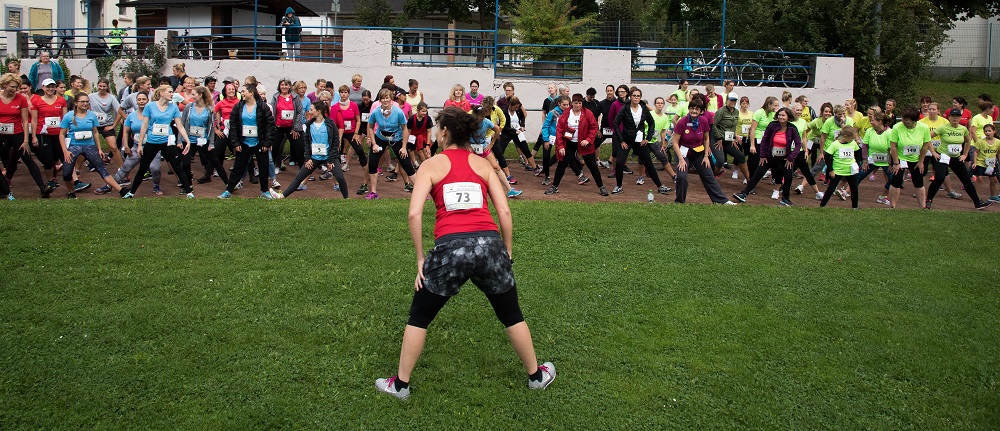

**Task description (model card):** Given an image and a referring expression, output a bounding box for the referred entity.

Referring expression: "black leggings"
[927,158,983,205]
[820,173,859,208]
[128,143,189,195]
[342,133,368,167]
[794,153,817,186]
[272,126,304,167]
[742,138,761,178]
[407,285,524,329]
[197,143,229,184]
[712,139,746,167]
[282,158,348,198]
[542,140,582,178]
[553,141,603,188]
[495,131,533,170]
[2,135,46,191]
[742,156,793,198]
[33,134,63,170]
[890,162,925,189]
[368,136,415,176]
[225,144,270,193]
[616,142,662,188]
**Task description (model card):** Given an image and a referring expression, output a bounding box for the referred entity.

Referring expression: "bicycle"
[671,41,743,85]
[174,30,204,60]
[747,47,810,88]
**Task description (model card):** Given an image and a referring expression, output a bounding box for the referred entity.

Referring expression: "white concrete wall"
[19,30,855,139]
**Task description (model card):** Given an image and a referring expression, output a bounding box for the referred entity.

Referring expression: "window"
[401,32,419,54]
[6,8,22,29]
[424,32,443,54]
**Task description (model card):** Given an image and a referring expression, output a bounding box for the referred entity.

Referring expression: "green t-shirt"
[888,122,930,163]
[671,89,687,103]
[737,111,753,137]
[820,116,855,150]
[752,109,775,140]
[973,138,1000,168]
[664,104,679,125]
[791,118,808,137]
[863,128,891,166]
[807,117,825,146]
[651,111,671,144]
[675,101,689,120]
[825,140,861,176]
[934,124,968,157]
[970,114,993,139]
[921,116,948,153]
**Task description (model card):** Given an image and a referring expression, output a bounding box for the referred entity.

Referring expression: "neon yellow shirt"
[820,116,854,150]
[863,128,891,166]
[972,138,1000,168]
[825,140,861,175]
[888,122,931,163]
[970,114,993,140]
[737,111,753,137]
[934,124,968,157]
[921,116,949,152]
[752,109,775,140]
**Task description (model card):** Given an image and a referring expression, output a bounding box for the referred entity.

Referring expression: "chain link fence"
[928,18,1000,79]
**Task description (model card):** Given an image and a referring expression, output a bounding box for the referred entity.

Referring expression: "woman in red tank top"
[374,107,555,400]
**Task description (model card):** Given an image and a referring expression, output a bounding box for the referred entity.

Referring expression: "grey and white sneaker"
[947,190,963,199]
[375,376,410,400]
[528,362,556,390]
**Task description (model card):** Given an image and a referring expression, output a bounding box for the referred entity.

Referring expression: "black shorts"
[972,165,998,177]
[421,231,515,297]
[99,127,117,138]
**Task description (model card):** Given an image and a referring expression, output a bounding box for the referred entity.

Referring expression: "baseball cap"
[948,108,963,116]
[42,78,56,87]
[727,92,739,101]
[223,76,236,84]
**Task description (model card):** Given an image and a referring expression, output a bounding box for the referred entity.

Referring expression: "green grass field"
[1,199,998,429]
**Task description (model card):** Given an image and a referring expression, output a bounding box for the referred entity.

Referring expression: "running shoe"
[6,193,14,201]
[235,181,243,190]
[41,184,55,198]
[542,177,550,186]
[340,154,347,164]
[118,178,131,188]
[599,186,609,196]
[869,174,876,181]
[778,198,794,207]
[377,167,383,176]
[94,185,112,194]
[607,171,616,178]
[270,188,284,199]
[153,185,163,196]
[507,189,523,198]
[544,185,559,195]
[947,190,963,199]
[834,188,846,201]
[404,182,414,192]
[342,164,350,172]
[763,170,771,178]
[611,186,624,194]
[723,200,738,206]
[320,171,333,180]
[816,173,825,182]
[925,199,933,209]
[196,175,212,184]
[815,192,824,200]
[271,179,281,189]
[507,175,517,185]
[249,175,259,184]
[279,164,287,171]
[66,192,77,199]
[528,362,556,390]
[658,185,672,194]
[333,184,340,192]
[307,176,316,181]
[119,192,132,199]
[375,376,410,400]
[365,191,379,200]
[635,176,645,185]
[218,190,232,199]
[623,167,634,174]
[732,192,747,203]
[186,192,195,199]
[578,175,590,185]
[989,195,1000,202]
[876,195,891,205]
[297,184,307,191]
[47,180,59,190]
[794,185,803,195]
[143,171,151,180]
[356,184,369,195]
[260,191,275,200]
[386,172,399,182]
[976,200,994,210]
[73,180,91,192]
[534,167,544,177]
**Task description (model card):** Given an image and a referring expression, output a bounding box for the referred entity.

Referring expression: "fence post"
[617,21,621,47]
[989,22,994,80]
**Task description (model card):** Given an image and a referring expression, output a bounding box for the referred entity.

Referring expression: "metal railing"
[631,46,840,87]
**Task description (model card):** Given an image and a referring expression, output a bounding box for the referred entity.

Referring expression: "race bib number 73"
[443,182,484,211]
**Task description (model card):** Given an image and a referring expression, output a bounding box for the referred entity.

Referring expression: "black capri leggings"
[342,132,368,167]
[408,286,525,329]
[368,136,415,176]
[495,131,533,170]
[890,162,925,189]
[33,134,64,170]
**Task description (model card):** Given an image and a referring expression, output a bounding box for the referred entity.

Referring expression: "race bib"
[243,126,258,137]
[839,148,854,159]
[196,138,207,146]
[0,122,13,134]
[680,146,689,157]
[900,160,908,168]
[724,131,735,141]
[931,139,941,148]
[344,120,352,130]
[407,134,416,144]
[903,145,919,156]
[564,132,573,139]
[152,123,170,136]
[471,143,486,155]
[73,130,93,140]
[189,126,206,138]
[96,113,109,123]
[548,136,556,146]
[741,125,750,135]
[602,127,612,136]
[44,117,60,127]
[635,131,644,143]
[850,162,860,175]
[771,146,787,157]
[280,110,293,121]
[807,140,814,151]
[517,131,527,143]
[987,158,997,167]
[947,144,963,155]
[872,152,888,163]
[939,154,951,164]
[443,182,484,211]
[360,113,370,122]
[311,143,327,156]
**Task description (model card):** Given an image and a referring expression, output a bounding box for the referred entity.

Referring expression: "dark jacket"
[302,118,341,161]
[502,106,526,134]
[282,8,302,42]
[760,121,803,160]
[612,103,655,144]
[228,96,276,147]
[713,105,740,141]
[269,91,304,132]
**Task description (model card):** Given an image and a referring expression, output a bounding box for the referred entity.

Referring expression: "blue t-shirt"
[309,121,329,161]
[124,111,144,145]
[369,106,407,141]
[241,104,259,146]
[186,106,211,140]
[143,103,181,144]
[60,112,100,146]
[473,118,494,144]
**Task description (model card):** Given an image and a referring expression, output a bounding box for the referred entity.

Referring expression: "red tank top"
[275,95,295,128]
[31,94,67,135]
[431,149,498,239]
[0,94,28,134]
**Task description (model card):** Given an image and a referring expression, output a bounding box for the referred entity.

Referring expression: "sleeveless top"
[431,149,498,239]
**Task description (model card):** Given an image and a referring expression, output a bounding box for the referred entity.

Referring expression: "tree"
[508,0,598,74]
[356,0,394,27]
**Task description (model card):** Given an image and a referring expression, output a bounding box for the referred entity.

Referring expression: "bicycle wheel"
[781,65,809,88]
[740,63,765,87]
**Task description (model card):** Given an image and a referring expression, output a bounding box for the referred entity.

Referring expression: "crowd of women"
[2,58,997,210]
